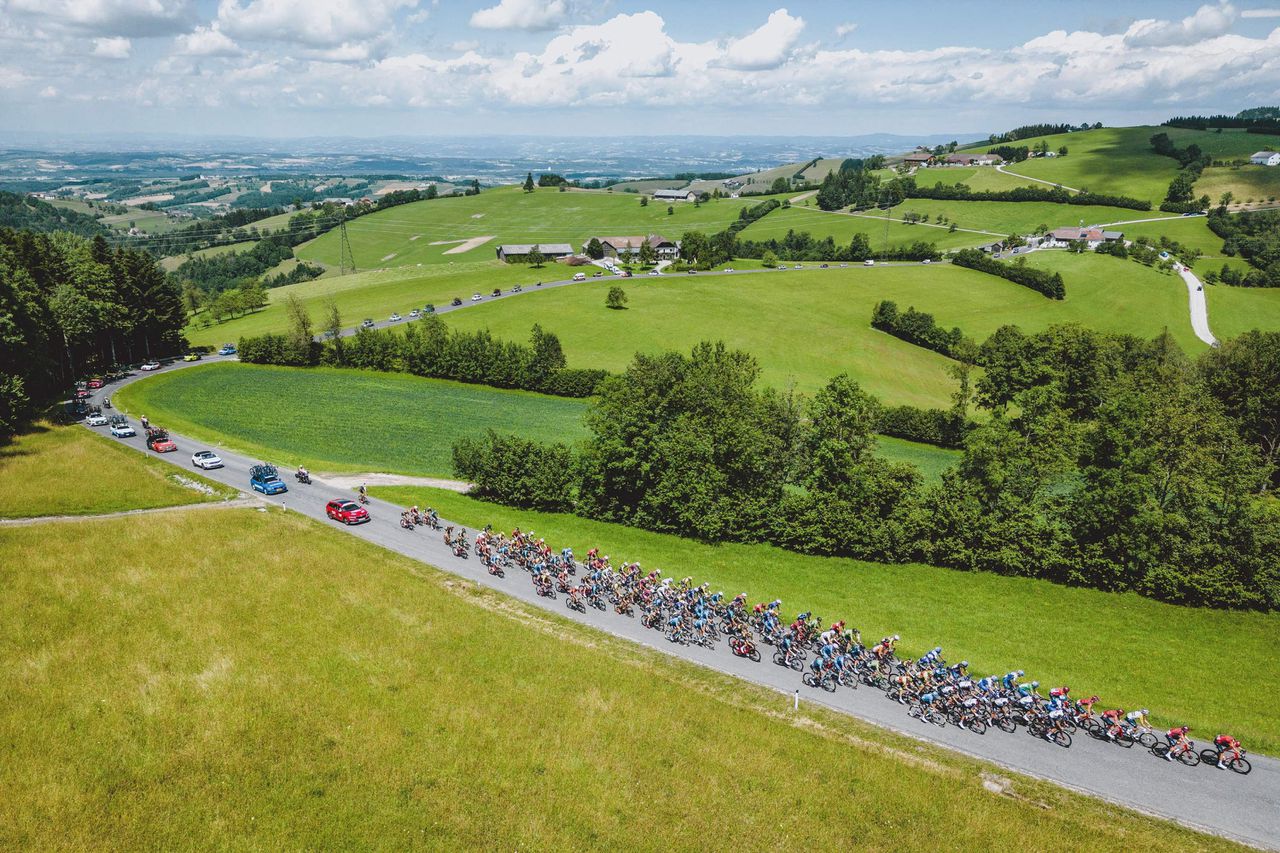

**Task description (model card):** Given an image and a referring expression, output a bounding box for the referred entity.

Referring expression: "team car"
[192,450,224,469]
[139,361,161,371]
[85,412,109,427]
[108,415,135,437]
[326,499,370,525]
[250,463,288,495]
[145,426,177,453]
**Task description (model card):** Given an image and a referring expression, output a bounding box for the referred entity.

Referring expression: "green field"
[115,363,959,481]
[378,485,1280,755]
[1205,285,1280,340]
[113,363,591,478]
[739,205,989,251]
[0,422,233,518]
[0,508,1233,849]
[444,259,1205,404]
[1195,166,1280,206]
[160,240,258,272]
[295,185,791,271]
[183,261,540,347]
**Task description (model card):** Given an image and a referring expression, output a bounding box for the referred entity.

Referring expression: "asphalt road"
[90,358,1280,849]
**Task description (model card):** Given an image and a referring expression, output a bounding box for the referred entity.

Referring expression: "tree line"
[952,249,1065,299]
[0,192,108,238]
[455,329,1280,611]
[1206,208,1280,288]
[1149,132,1212,213]
[0,228,186,435]
[902,180,1150,211]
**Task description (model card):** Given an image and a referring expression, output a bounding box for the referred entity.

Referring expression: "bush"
[870,300,975,360]
[903,180,1150,211]
[878,405,967,448]
[237,333,319,367]
[453,431,577,512]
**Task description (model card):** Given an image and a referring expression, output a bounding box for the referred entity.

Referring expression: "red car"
[144,427,176,453]
[326,499,369,525]
[87,378,104,389]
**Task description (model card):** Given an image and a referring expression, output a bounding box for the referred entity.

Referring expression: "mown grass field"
[379,485,1280,755]
[1196,166,1280,206]
[183,261,542,347]
[115,363,960,482]
[985,126,1178,203]
[739,205,987,251]
[0,422,233,518]
[0,509,1235,849]
[445,259,1205,403]
[1205,285,1280,340]
[113,363,590,478]
[295,185,790,270]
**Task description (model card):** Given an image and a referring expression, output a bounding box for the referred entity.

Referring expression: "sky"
[0,0,1278,138]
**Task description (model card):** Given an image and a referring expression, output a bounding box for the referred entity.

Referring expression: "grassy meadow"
[113,363,591,478]
[295,185,790,271]
[113,363,960,482]
[0,422,233,518]
[160,240,258,272]
[377,484,1280,755]
[1205,285,1280,340]
[0,508,1236,849]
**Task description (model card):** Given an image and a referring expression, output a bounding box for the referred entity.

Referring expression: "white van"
[863,259,875,267]
[572,272,587,281]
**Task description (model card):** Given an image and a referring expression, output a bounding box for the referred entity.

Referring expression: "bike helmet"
[1141,709,1149,716]
[1017,669,1025,677]
[959,660,968,668]
[1030,681,1039,688]
[892,634,900,641]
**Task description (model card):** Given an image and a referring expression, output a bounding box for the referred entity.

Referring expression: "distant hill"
[0,191,107,238]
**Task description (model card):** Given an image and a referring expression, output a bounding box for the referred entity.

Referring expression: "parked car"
[192,450,223,469]
[108,415,135,437]
[819,264,829,269]
[839,263,849,268]
[921,258,932,264]
[85,412,108,427]
[183,352,201,362]
[621,270,633,277]
[389,313,402,322]
[218,344,237,356]
[361,318,375,329]
[687,269,698,274]
[722,267,734,272]
[250,463,288,495]
[408,309,421,319]
[326,499,370,525]
[863,259,875,266]
[139,361,161,371]
[648,270,659,276]
[145,426,176,453]
[793,264,803,269]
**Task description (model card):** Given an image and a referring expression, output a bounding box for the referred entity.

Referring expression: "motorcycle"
[295,470,312,484]
[103,397,112,409]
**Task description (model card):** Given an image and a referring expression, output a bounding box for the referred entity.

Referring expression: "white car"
[793,264,803,269]
[192,450,223,469]
[110,422,136,438]
[139,361,161,371]
[723,267,735,272]
[409,309,421,318]
[85,413,108,427]
[389,313,402,322]
[648,270,659,276]
[921,259,932,264]
[863,259,875,267]
[471,293,483,301]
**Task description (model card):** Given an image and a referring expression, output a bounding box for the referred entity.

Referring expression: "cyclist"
[1017,680,1041,700]
[1002,669,1024,691]
[1164,725,1192,761]
[1101,708,1125,739]
[1213,734,1243,770]
[1124,708,1151,737]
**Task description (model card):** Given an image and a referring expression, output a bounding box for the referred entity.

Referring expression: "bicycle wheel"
[1150,742,1169,759]
[907,703,923,719]
[996,715,1017,734]
[927,709,948,728]
[822,675,837,693]
[1053,730,1072,749]
[802,673,816,688]
[1199,748,1218,765]
[967,718,987,735]
[1114,732,1134,749]
[1228,756,1252,775]
[1137,731,1158,749]
[1179,748,1201,767]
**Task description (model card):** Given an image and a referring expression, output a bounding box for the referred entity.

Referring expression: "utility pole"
[338,211,356,276]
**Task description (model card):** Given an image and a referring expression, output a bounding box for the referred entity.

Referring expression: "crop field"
[0,509,1232,849]
[0,422,232,518]
[115,363,960,482]
[113,363,590,478]
[1195,166,1280,206]
[380,484,1280,755]
[183,261,539,346]
[738,205,988,251]
[295,186,791,271]
[444,259,1205,403]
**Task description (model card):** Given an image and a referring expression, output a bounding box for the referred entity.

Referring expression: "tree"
[761,249,779,268]
[770,177,790,194]
[667,206,674,216]
[640,196,649,207]
[638,237,656,267]
[1219,191,1234,208]
[526,245,546,268]
[323,299,344,365]
[425,184,438,200]
[585,238,604,260]
[1201,330,1280,489]
[283,293,315,365]
[523,172,535,193]
[239,280,268,313]
[606,286,628,310]
[679,231,709,266]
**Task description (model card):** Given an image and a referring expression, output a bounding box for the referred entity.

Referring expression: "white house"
[1250,151,1280,167]
[585,235,681,261]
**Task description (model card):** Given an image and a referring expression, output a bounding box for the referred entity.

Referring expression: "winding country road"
[995,163,1081,192]
[86,357,1280,849]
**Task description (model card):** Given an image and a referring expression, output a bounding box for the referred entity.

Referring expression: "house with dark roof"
[653,188,696,202]
[945,153,1003,166]
[903,151,934,166]
[1045,227,1122,249]
[585,235,681,261]
[495,243,575,263]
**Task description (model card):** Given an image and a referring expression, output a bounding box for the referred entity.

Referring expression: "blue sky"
[0,0,1278,137]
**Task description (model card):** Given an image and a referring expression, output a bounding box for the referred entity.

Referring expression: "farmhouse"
[495,243,575,263]
[1045,227,1123,250]
[903,152,934,167]
[320,197,355,206]
[586,235,681,261]
[653,188,696,202]
[945,153,1003,166]
[1250,151,1280,167]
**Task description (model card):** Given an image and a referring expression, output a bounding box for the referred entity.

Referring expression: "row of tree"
[0,228,187,435]
[1149,132,1213,213]
[1206,208,1280,287]
[952,249,1066,299]
[871,300,975,361]
[455,328,1280,610]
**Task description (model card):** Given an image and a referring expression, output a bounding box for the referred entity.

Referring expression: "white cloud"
[92,36,133,58]
[1124,1,1237,46]
[1240,6,1280,15]
[835,22,857,38]
[721,8,805,70]
[175,24,241,56]
[216,0,418,47]
[450,39,480,52]
[40,85,58,97]
[470,0,566,31]
[2,0,194,36]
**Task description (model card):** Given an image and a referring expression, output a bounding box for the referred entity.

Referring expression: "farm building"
[903,152,935,166]
[495,243,575,263]
[1250,151,1280,167]
[1044,227,1123,250]
[585,235,681,261]
[945,153,1003,166]
[653,188,696,202]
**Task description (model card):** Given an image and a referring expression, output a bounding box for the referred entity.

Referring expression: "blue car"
[218,344,237,356]
[250,463,288,495]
